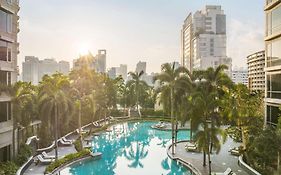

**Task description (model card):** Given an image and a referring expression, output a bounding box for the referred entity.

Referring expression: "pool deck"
[24,145,77,175]
[152,122,190,131]
[167,137,249,175]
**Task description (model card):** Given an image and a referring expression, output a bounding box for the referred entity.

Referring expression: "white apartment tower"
[181,5,232,76]
[0,0,19,161]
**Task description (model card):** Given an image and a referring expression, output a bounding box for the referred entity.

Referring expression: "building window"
[0,145,11,162]
[266,105,280,125]
[266,37,281,67]
[267,5,281,36]
[0,10,12,33]
[0,101,11,123]
[0,71,11,85]
[267,73,281,99]
[0,40,12,62]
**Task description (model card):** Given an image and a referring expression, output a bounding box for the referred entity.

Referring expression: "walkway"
[167,137,248,175]
[24,145,77,175]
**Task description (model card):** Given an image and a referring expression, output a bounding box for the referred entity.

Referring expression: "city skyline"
[18,0,264,74]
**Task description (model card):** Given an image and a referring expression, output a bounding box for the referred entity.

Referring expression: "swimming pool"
[59,121,192,175]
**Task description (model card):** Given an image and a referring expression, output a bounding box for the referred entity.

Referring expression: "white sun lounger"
[185,142,197,152]
[58,138,72,146]
[37,155,54,164]
[42,151,55,159]
[62,136,73,144]
[76,129,89,134]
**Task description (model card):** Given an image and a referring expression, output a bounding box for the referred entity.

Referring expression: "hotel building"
[247,51,266,92]
[181,5,232,76]
[0,0,19,161]
[264,0,281,125]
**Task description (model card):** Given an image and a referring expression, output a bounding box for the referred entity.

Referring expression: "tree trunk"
[208,150,211,175]
[277,151,280,172]
[54,102,59,160]
[203,150,206,166]
[190,119,193,142]
[239,119,247,150]
[78,101,83,149]
[171,87,175,155]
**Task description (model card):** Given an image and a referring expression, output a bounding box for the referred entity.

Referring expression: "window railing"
[267,57,281,67]
[267,91,281,99]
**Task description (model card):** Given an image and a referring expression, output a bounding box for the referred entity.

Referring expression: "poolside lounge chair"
[211,168,233,175]
[37,155,54,164]
[42,151,56,159]
[229,147,240,156]
[76,128,89,134]
[93,121,102,128]
[58,138,72,146]
[62,136,73,144]
[185,142,197,152]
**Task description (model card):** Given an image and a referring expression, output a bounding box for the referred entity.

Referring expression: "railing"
[238,156,261,175]
[16,156,34,175]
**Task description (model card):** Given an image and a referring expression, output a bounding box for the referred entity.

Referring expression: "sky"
[18,0,265,74]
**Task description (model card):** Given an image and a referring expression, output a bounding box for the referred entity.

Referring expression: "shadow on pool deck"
[167,137,249,175]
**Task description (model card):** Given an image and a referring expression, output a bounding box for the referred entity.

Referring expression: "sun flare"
[78,43,90,56]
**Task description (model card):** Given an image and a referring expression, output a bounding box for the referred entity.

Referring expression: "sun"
[78,43,90,56]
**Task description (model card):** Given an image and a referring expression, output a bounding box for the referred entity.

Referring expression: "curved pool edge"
[49,153,102,175]
[167,141,202,175]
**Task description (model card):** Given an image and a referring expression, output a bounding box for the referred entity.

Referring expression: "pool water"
[60,121,192,175]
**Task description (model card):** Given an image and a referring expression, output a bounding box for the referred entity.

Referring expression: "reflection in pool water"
[59,121,192,175]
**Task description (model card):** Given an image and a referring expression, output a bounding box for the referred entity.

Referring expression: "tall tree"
[39,73,73,159]
[153,62,191,154]
[127,71,147,117]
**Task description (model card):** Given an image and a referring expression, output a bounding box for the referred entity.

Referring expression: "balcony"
[265,0,281,10]
[0,60,14,71]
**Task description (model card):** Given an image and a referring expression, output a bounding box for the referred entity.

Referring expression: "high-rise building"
[181,5,232,76]
[247,51,265,92]
[136,61,146,74]
[22,56,39,85]
[22,57,70,85]
[94,50,106,73]
[118,64,127,80]
[108,67,118,79]
[231,67,248,86]
[58,61,70,75]
[73,50,106,73]
[264,0,281,126]
[0,0,19,162]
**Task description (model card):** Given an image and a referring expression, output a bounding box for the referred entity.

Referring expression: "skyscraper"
[136,61,146,74]
[181,5,232,76]
[22,57,70,85]
[264,0,281,126]
[94,50,106,73]
[22,56,40,85]
[73,50,106,73]
[118,64,127,80]
[0,0,19,161]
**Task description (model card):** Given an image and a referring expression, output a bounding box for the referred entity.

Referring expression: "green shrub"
[110,109,123,117]
[142,109,167,117]
[0,161,18,175]
[45,149,91,174]
[15,144,33,165]
[73,139,82,152]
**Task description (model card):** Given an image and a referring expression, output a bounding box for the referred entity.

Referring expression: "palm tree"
[0,82,36,158]
[127,71,147,117]
[39,73,73,160]
[153,62,191,154]
[124,142,148,168]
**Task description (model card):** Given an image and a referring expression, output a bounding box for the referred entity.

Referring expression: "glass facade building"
[0,0,19,162]
[265,0,281,125]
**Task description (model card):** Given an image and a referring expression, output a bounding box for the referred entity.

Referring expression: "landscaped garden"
[1,63,281,175]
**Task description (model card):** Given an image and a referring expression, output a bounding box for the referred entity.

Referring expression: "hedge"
[45,149,91,174]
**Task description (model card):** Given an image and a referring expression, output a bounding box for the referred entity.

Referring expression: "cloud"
[227,19,264,69]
